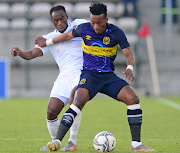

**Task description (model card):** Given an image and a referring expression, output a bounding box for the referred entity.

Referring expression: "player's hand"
[35,36,47,47]
[123,69,134,83]
[11,47,21,57]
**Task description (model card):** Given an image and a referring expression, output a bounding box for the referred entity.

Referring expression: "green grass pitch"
[0,96,180,153]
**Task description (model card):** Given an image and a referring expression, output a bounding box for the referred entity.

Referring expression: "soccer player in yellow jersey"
[36,3,156,152]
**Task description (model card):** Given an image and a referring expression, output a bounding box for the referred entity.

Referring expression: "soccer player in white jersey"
[11,5,88,151]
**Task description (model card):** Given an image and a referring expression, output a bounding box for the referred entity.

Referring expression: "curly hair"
[89,3,107,18]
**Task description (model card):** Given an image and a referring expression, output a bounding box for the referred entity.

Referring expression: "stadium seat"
[126,2,134,14]
[126,34,138,45]
[74,2,91,16]
[30,2,52,15]
[115,2,125,17]
[11,3,28,14]
[0,3,10,14]
[102,2,116,16]
[10,18,28,29]
[117,17,138,32]
[30,18,52,29]
[0,18,9,29]
[53,2,73,14]
[107,17,117,25]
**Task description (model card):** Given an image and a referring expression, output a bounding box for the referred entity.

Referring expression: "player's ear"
[106,17,108,23]
[66,14,68,20]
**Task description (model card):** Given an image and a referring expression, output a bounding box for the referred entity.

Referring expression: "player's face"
[51,10,68,33]
[90,13,108,34]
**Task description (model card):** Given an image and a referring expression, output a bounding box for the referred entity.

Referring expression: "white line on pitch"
[0,138,44,141]
[1,138,180,141]
[156,97,180,111]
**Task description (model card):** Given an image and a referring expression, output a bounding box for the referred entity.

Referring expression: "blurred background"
[0,0,179,98]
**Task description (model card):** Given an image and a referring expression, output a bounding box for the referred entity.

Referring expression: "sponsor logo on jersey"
[79,78,86,85]
[103,37,110,45]
[86,35,92,40]
[82,40,117,57]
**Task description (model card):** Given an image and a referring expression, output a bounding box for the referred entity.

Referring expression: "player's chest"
[81,32,117,47]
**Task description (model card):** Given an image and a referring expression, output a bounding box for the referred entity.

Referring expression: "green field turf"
[0,96,180,153]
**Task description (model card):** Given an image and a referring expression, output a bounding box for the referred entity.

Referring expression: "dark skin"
[11,9,70,120]
[74,14,138,109]
[36,13,139,110]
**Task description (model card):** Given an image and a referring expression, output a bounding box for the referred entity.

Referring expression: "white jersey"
[35,19,88,73]
[35,19,88,101]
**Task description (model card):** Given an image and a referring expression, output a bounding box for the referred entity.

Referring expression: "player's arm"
[52,32,74,44]
[11,47,43,60]
[35,32,74,47]
[122,47,135,83]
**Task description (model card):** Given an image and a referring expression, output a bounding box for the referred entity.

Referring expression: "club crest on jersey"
[103,37,110,45]
[79,78,86,85]
[86,35,92,40]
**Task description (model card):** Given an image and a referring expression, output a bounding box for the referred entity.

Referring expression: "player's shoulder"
[107,23,126,37]
[72,21,90,32]
[42,29,59,39]
[107,23,122,32]
[69,19,89,26]
[77,21,91,29]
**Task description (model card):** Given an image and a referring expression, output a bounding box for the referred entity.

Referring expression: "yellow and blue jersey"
[72,22,130,72]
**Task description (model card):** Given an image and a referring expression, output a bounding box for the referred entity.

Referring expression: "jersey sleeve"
[34,34,50,56]
[34,30,57,55]
[34,44,50,56]
[115,29,130,49]
[72,23,86,37]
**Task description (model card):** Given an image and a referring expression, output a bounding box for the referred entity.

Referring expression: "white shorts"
[50,70,81,106]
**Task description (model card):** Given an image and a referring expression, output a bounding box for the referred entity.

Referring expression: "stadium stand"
[102,2,116,16]
[1,0,179,97]
[0,0,142,96]
[10,18,28,29]
[11,3,28,14]
[0,1,140,66]
[0,3,10,14]
[74,2,92,16]
[126,34,138,46]
[30,18,53,29]
[108,17,117,25]
[115,2,125,17]
[0,1,139,56]
[126,2,134,14]
[53,2,73,14]
[29,2,52,15]
[0,18,9,29]
[117,17,138,32]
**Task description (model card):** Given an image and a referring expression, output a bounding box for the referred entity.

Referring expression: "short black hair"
[89,3,107,18]
[50,5,66,17]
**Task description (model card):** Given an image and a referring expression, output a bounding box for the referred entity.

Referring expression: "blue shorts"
[77,70,129,100]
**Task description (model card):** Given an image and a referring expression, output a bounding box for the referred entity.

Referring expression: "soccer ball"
[93,131,116,152]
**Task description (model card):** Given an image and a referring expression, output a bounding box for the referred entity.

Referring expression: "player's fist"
[123,69,134,83]
[35,36,47,47]
[11,47,21,57]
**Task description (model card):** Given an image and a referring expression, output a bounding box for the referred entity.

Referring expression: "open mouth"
[95,30,100,33]
[58,26,65,31]
[58,27,64,30]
